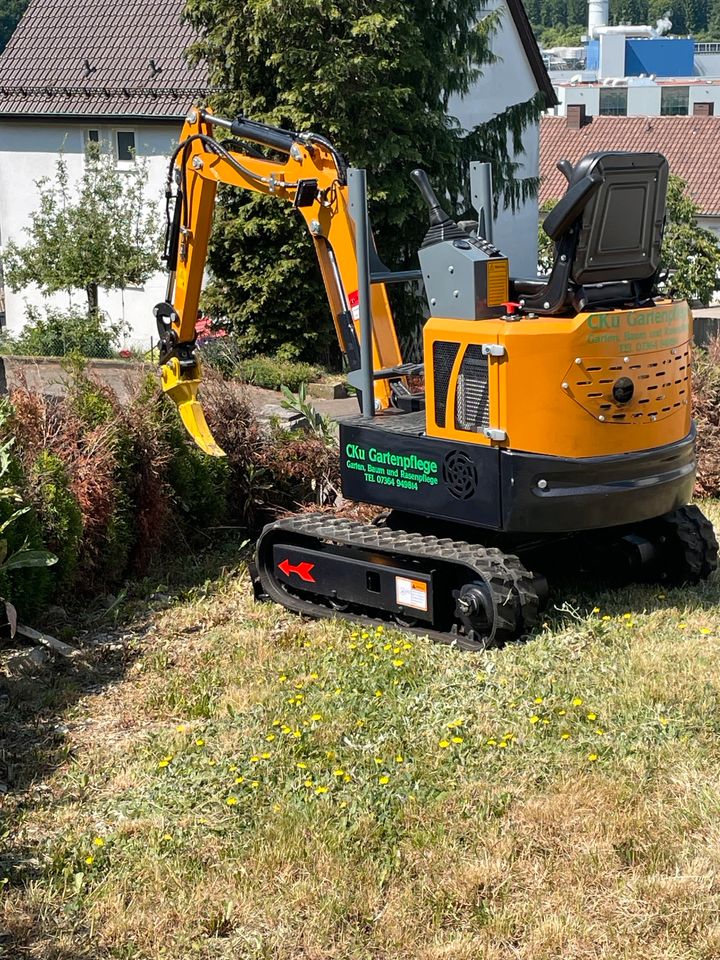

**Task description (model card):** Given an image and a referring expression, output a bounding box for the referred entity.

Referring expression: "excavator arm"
[155,106,405,455]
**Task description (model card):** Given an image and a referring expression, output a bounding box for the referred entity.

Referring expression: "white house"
[0,0,207,347]
[0,0,552,347]
[451,0,557,276]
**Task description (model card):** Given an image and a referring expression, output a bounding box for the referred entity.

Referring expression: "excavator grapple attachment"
[160,357,225,458]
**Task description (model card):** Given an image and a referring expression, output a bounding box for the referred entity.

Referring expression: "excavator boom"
[155,106,405,454]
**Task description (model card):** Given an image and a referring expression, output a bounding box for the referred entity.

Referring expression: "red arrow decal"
[278,558,316,582]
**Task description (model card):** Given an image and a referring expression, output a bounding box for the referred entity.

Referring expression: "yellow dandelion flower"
[586,712,597,721]
[542,718,550,724]
[534,697,544,704]
[208,759,217,767]
[504,732,514,739]
[395,755,404,763]
[157,757,172,769]
[486,738,497,746]
[235,777,244,784]
[361,632,369,639]
[700,627,711,635]
[92,837,105,848]
[451,736,464,744]
[175,725,186,733]
[392,659,404,668]
[374,757,384,765]
[250,755,260,763]
[195,738,204,747]
[529,715,540,724]
[281,724,291,734]
[326,750,337,760]
[250,781,259,789]
[304,779,313,787]
[349,643,357,650]
[498,741,508,749]
[379,775,390,785]
[315,786,329,795]
[311,713,323,722]
[588,753,599,762]
[343,774,352,782]
[85,856,94,866]
[595,728,605,735]
[309,672,319,680]
[402,642,412,650]
[558,709,567,716]
[260,752,272,760]
[376,625,384,633]
[393,646,401,654]
[296,761,307,769]
[384,642,392,651]
[572,698,583,707]
[266,734,276,742]
[228,764,238,772]
[292,730,302,738]
[439,739,451,748]
[374,690,383,698]
[333,769,345,777]
[602,615,611,622]
[161,834,172,842]
[659,717,669,726]
[351,631,359,638]
[622,613,632,620]
[365,641,374,650]
[561,732,570,740]
[447,718,464,729]
[592,607,600,614]
[226,796,238,806]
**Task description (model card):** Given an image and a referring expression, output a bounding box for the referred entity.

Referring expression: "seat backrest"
[568,151,668,286]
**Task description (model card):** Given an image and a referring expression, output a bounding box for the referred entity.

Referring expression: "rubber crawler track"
[255,513,544,651]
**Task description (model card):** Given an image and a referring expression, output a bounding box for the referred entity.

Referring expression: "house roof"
[506,0,557,107]
[540,114,720,215]
[0,0,207,120]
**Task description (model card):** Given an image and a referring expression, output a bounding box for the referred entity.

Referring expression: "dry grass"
[3,504,720,958]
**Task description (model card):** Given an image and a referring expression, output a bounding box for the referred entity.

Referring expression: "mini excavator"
[155,106,718,649]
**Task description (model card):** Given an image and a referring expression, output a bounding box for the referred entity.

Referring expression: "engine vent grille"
[455,344,490,433]
[565,345,690,423]
[433,341,460,428]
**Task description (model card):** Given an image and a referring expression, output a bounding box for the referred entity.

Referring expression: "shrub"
[693,338,720,497]
[9,305,126,358]
[30,451,83,590]
[199,336,245,380]
[234,355,322,392]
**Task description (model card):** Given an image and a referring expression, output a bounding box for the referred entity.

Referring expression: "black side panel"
[500,428,697,533]
[340,421,502,528]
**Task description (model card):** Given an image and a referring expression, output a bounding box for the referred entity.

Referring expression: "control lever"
[410,169,453,227]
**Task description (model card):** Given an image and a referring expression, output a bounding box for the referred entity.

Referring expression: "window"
[599,87,627,116]
[87,129,100,143]
[661,86,689,116]
[115,130,136,162]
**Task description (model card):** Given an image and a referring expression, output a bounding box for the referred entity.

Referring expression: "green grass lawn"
[4,504,720,959]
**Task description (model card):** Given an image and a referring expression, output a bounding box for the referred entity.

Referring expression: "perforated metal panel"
[565,345,690,423]
[455,344,490,432]
[433,341,460,428]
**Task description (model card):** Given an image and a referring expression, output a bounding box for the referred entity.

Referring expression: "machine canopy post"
[348,167,375,418]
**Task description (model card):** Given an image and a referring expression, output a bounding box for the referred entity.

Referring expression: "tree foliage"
[538,174,720,305]
[184,0,545,360]
[2,146,161,315]
[660,174,720,306]
[531,0,720,44]
[0,0,28,53]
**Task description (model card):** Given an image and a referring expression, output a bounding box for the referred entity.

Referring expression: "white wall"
[0,121,178,347]
[556,84,601,115]
[449,0,542,277]
[627,84,661,115]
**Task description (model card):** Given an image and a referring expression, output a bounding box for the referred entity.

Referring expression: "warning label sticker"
[348,289,360,321]
[395,576,428,612]
[486,258,509,306]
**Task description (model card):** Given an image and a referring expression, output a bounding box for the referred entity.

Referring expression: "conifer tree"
[184,0,546,360]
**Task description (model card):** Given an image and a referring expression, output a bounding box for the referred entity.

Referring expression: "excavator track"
[254,513,546,651]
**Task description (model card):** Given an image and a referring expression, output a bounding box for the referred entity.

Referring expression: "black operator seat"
[511,151,669,316]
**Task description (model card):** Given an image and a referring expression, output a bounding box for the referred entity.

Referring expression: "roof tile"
[541,115,720,215]
[0,0,208,118]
